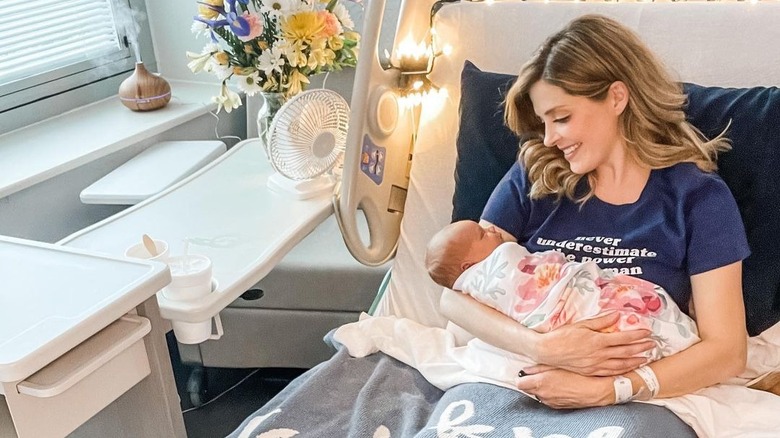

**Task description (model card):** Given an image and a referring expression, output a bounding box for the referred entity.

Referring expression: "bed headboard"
[369,1,780,330]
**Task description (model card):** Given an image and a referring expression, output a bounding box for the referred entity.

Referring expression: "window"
[0,0,154,129]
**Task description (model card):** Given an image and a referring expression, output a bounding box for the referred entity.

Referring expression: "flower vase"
[248,92,287,143]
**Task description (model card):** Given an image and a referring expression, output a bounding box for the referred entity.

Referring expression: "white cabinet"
[0,236,184,438]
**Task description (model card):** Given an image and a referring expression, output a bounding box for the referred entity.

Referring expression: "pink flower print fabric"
[600,275,664,332]
[452,243,699,360]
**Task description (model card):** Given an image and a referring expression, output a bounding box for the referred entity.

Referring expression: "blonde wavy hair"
[504,14,730,202]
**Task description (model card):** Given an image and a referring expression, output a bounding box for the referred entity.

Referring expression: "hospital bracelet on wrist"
[634,365,660,398]
[613,376,634,404]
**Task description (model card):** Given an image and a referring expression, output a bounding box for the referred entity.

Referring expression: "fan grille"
[268,89,349,181]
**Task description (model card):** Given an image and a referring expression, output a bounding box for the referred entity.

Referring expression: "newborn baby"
[425,220,699,360]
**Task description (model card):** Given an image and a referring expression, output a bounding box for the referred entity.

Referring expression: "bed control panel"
[335,0,414,266]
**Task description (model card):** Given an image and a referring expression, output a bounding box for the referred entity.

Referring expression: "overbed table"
[60,138,334,326]
[0,139,333,437]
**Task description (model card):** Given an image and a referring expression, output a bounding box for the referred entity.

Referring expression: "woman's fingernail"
[518,370,528,378]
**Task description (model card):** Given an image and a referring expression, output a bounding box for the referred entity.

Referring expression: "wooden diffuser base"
[118,62,171,111]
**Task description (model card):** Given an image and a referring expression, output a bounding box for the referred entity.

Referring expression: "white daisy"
[260,0,300,18]
[332,3,354,29]
[236,72,264,96]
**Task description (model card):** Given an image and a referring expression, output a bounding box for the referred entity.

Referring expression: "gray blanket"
[228,346,696,437]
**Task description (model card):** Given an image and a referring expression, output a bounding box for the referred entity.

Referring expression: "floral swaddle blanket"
[452,242,699,360]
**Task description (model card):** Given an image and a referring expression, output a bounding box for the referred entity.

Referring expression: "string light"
[392,0,772,111]
[394,38,434,73]
[390,33,441,109]
[398,81,449,111]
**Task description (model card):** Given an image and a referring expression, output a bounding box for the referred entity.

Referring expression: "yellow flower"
[343,31,360,42]
[281,11,325,45]
[307,49,324,70]
[286,47,307,68]
[310,37,326,51]
[262,76,279,92]
[243,44,255,55]
[323,48,336,64]
[258,41,269,51]
[327,36,343,51]
[309,47,336,69]
[285,69,310,96]
[198,0,223,20]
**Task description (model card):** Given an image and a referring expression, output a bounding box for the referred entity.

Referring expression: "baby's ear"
[460,261,474,271]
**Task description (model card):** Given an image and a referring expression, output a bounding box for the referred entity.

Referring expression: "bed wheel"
[186,366,208,407]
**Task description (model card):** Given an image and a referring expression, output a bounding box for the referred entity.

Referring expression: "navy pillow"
[452,61,780,335]
[452,61,520,223]
[684,83,780,335]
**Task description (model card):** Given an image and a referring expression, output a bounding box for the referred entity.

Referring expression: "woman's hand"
[515,368,615,409]
[534,313,654,376]
[440,291,652,376]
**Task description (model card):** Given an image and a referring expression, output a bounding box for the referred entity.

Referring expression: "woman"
[440,15,750,409]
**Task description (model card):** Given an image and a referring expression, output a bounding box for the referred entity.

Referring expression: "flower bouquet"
[187,0,361,113]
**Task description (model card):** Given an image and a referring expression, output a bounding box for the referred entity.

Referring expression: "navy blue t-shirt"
[482,162,750,313]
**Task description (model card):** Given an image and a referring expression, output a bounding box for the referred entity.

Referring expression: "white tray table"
[80,140,226,205]
[59,139,334,324]
[0,236,184,437]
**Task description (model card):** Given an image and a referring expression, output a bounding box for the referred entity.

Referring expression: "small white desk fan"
[266,89,350,199]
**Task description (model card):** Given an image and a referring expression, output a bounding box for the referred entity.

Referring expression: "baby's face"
[456,221,504,263]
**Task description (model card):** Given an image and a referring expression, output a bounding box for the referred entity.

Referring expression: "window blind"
[0,0,124,87]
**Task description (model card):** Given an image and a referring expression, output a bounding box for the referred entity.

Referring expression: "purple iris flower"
[194,0,251,41]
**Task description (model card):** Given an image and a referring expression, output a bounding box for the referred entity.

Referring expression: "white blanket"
[334,314,780,438]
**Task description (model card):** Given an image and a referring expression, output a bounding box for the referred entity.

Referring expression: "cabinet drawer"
[5,315,151,438]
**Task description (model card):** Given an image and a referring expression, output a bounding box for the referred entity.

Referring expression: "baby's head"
[425,220,505,289]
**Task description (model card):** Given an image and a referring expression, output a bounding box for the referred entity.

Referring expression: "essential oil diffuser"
[118,62,171,111]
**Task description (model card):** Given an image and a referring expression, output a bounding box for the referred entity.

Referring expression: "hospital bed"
[229,1,780,437]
